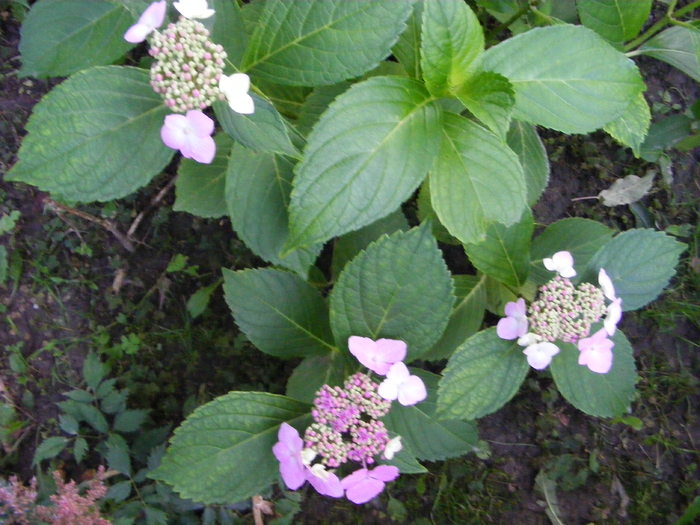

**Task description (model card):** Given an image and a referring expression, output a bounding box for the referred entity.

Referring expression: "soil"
[1,6,699,525]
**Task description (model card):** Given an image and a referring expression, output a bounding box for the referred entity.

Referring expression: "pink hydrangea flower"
[377,362,427,406]
[341,465,400,504]
[543,251,576,278]
[160,110,216,164]
[348,336,406,376]
[522,341,560,370]
[124,0,167,44]
[496,298,528,340]
[577,328,614,374]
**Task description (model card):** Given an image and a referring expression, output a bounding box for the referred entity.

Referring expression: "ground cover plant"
[1,0,699,523]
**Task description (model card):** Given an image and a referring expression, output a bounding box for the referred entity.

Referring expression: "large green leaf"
[437,328,529,420]
[225,145,320,277]
[577,0,652,44]
[241,0,413,86]
[421,0,483,96]
[587,229,686,311]
[173,134,232,219]
[222,268,336,358]
[464,210,534,289]
[507,120,549,205]
[392,0,423,79]
[151,392,310,504]
[19,0,133,78]
[482,25,645,133]
[383,370,479,461]
[211,0,247,66]
[288,76,442,249]
[329,225,454,361]
[604,92,651,158]
[285,351,354,404]
[639,26,700,83]
[296,83,351,136]
[429,113,527,245]
[7,66,173,202]
[551,330,636,418]
[456,71,514,139]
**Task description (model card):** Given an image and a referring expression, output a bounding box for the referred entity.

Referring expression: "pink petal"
[578,346,613,374]
[276,452,305,490]
[140,1,167,27]
[345,478,384,504]
[397,375,427,406]
[523,342,559,370]
[187,134,216,164]
[185,110,215,136]
[375,339,407,364]
[385,362,410,382]
[160,114,188,150]
[278,423,303,451]
[124,23,152,44]
[369,465,400,482]
[306,469,344,498]
[497,317,519,340]
[504,298,526,317]
[340,468,368,489]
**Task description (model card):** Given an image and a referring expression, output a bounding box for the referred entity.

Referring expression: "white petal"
[598,268,616,301]
[382,436,402,460]
[377,378,399,401]
[517,333,540,347]
[604,298,622,336]
[228,93,255,114]
[174,0,215,19]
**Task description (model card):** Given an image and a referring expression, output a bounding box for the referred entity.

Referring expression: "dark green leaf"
[211,0,247,65]
[186,280,221,319]
[33,436,68,465]
[107,480,133,502]
[114,409,148,433]
[285,351,352,403]
[83,352,106,391]
[73,437,88,463]
[507,120,549,205]
[59,414,79,435]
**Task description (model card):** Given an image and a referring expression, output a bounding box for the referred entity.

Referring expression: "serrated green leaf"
[256,80,311,120]
[101,389,128,415]
[577,0,652,44]
[73,436,88,463]
[222,267,336,358]
[430,112,527,245]
[114,409,148,433]
[7,66,173,202]
[639,26,700,83]
[19,0,134,78]
[173,134,233,219]
[285,351,352,403]
[107,480,132,502]
[65,389,94,403]
[186,280,221,319]
[604,92,651,157]
[107,441,132,476]
[530,218,615,286]
[151,392,310,504]
[640,114,693,162]
[329,225,454,361]
[296,83,350,136]
[95,378,117,399]
[551,330,636,417]
[482,25,644,133]
[392,0,423,79]
[83,352,106,391]
[465,210,534,288]
[384,370,478,461]
[421,0,483,96]
[385,446,428,475]
[587,229,686,311]
[211,0,247,66]
[225,146,320,277]
[59,414,79,435]
[437,328,529,420]
[416,181,460,245]
[33,436,68,465]
[288,76,442,249]
[507,120,549,205]
[242,0,413,86]
[79,404,109,434]
[456,71,514,139]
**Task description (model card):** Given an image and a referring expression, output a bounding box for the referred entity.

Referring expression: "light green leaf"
[329,225,454,361]
[211,0,247,65]
[19,0,133,78]
[285,351,353,403]
[113,409,148,433]
[464,210,534,289]
[507,120,549,205]
[639,26,700,83]
[7,66,173,202]
[599,172,655,206]
[640,114,693,162]
[551,330,637,418]
[222,267,335,358]
[392,0,423,79]
[384,370,479,461]
[288,76,442,249]
[456,71,514,139]
[83,352,107,391]
[437,328,529,420]
[242,0,413,86]
[482,25,645,133]
[604,92,651,157]
[151,392,310,504]
[430,112,527,245]
[421,0,483,96]
[186,280,221,319]
[587,229,686,311]
[173,134,232,219]
[33,436,68,465]
[577,0,652,44]
[530,218,615,286]
[225,145,321,277]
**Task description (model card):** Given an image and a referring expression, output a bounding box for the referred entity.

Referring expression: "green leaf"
[7,66,173,202]
[83,352,107,391]
[530,218,615,286]
[384,370,479,461]
[604,92,651,157]
[173,134,232,219]
[79,404,109,434]
[421,0,483,96]
[577,0,652,44]
[640,114,693,162]
[114,409,148,433]
[58,414,79,435]
[186,280,221,319]
[507,120,549,205]
[19,0,134,78]
[464,210,534,288]
[437,328,529,420]
[211,0,247,66]
[297,83,351,136]
[386,447,428,475]
[0,246,7,286]
[288,76,442,249]
[33,436,68,465]
[587,229,686,311]
[551,330,637,418]
[639,26,700,83]
[214,97,298,157]
[392,0,423,79]
[430,112,527,245]
[151,392,310,504]
[285,351,352,403]
[106,439,132,476]
[423,275,487,361]
[73,437,88,463]
[225,146,320,277]
[482,25,644,133]
[222,267,336,358]
[456,71,514,139]
[329,225,454,361]
[107,480,132,502]
[241,0,413,86]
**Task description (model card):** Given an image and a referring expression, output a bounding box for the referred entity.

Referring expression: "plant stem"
[624,0,700,52]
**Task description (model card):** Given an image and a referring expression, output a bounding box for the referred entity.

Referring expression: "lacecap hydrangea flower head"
[497,251,622,374]
[273,336,426,504]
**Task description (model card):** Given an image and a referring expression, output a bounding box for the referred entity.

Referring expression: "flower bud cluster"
[149,17,227,112]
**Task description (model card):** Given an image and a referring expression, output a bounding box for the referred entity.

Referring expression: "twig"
[127,176,177,238]
[252,495,274,525]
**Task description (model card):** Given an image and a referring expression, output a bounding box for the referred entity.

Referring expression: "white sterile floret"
[598,268,616,301]
[517,332,541,347]
[219,73,255,114]
[174,0,215,19]
[382,436,403,460]
[543,251,576,278]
